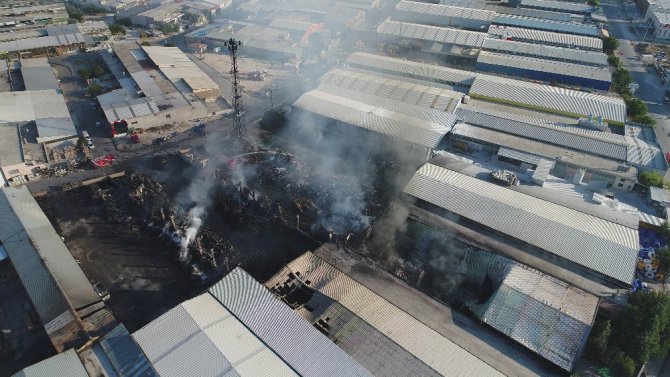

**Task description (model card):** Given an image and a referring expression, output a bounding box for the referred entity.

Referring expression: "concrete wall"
[124,105,214,129]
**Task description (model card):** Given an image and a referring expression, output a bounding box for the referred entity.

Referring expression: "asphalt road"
[603,0,670,162]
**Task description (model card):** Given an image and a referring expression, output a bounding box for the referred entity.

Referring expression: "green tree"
[116,17,132,27]
[161,23,180,34]
[89,82,103,95]
[608,55,621,67]
[604,36,619,53]
[613,291,670,366]
[627,97,648,117]
[78,68,91,80]
[640,170,665,187]
[165,41,176,47]
[109,24,126,35]
[585,319,612,361]
[141,41,151,46]
[611,351,636,377]
[92,65,105,77]
[588,0,600,6]
[657,246,670,284]
[634,114,657,126]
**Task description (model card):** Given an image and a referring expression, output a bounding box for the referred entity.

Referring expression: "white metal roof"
[456,107,628,160]
[395,1,496,23]
[520,0,592,13]
[0,33,85,53]
[403,163,639,284]
[488,25,603,50]
[0,186,102,324]
[208,268,373,377]
[293,89,453,148]
[377,18,487,47]
[493,14,599,36]
[0,90,71,123]
[142,46,218,93]
[482,38,608,66]
[468,75,626,123]
[346,52,478,87]
[480,264,598,372]
[495,6,572,22]
[265,252,506,377]
[133,293,299,377]
[12,349,88,377]
[476,50,612,82]
[319,68,463,112]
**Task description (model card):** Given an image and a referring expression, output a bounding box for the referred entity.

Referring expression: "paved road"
[603,0,670,163]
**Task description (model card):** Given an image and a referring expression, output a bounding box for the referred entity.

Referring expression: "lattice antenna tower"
[224,38,244,145]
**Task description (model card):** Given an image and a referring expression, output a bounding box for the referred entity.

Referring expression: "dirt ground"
[0,261,54,376]
[197,52,295,93]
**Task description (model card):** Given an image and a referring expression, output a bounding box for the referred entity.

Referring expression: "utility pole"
[224,37,244,150]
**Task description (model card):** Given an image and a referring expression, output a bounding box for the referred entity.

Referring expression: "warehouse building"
[376,18,488,49]
[468,74,626,124]
[130,2,183,27]
[0,3,68,32]
[496,6,573,22]
[0,186,116,352]
[293,85,457,159]
[0,32,86,57]
[203,24,303,62]
[402,163,640,286]
[401,220,599,372]
[393,0,495,30]
[266,251,506,377]
[481,38,608,67]
[98,43,223,129]
[14,268,372,377]
[647,11,670,40]
[319,68,464,113]
[475,51,612,90]
[518,0,594,15]
[488,25,603,50]
[493,14,601,37]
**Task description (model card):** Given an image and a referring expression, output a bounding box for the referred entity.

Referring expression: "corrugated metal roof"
[320,68,463,112]
[476,50,612,82]
[100,324,157,377]
[468,75,626,123]
[12,349,87,377]
[479,265,598,372]
[268,18,315,32]
[209,268,372,377]
[265,252,506,377]
[346,52,478,87]
[0,186,101,322]
[395,1,496,23]
[625,135,663,167]
[493,14,599,36]
[377,19,487,47]
[488,25,603,50]
[133,293,301,377]
[0,33,85,52]
[495,6,573,22]
[498,146,544,165]
[521,0,592,13]
[456,108,628,160]
[403,164,639,284]
[293,89,453,148]
[650,187,670,203]
[482,38,608,66]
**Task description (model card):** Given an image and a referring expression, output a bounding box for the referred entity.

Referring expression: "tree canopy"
[604,36,619,53]
[639,170,665,188]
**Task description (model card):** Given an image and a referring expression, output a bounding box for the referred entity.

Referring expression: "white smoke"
[180,205,205,260]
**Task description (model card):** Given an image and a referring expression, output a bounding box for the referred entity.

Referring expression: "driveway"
[603,0,670,164]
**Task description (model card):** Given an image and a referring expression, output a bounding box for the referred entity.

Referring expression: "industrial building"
[402,163,640,286]
[493,14,601,37]
[0,186,116,352]
[0,58,78,184]
[98,43,223,129]
[319,68,464,113]
[376,18,487,51]
[200,23,304,62]
[266,251,506,376]
[393,0,495,30]
[481,38,608,67]
[467,74,626,124]
[345,52,624,124]
[0,32,86,56]
[488,25,603,51]
[13,268,372,377]
[646,11,670,40]
[0,3,68,32]
[518,0,594,15]
[475,50,612,90]
[496,6,573,22]
[293,85,457,158]
[130,2,183,27]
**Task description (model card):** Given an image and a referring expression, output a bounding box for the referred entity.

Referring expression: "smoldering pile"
[87,174,239,275]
